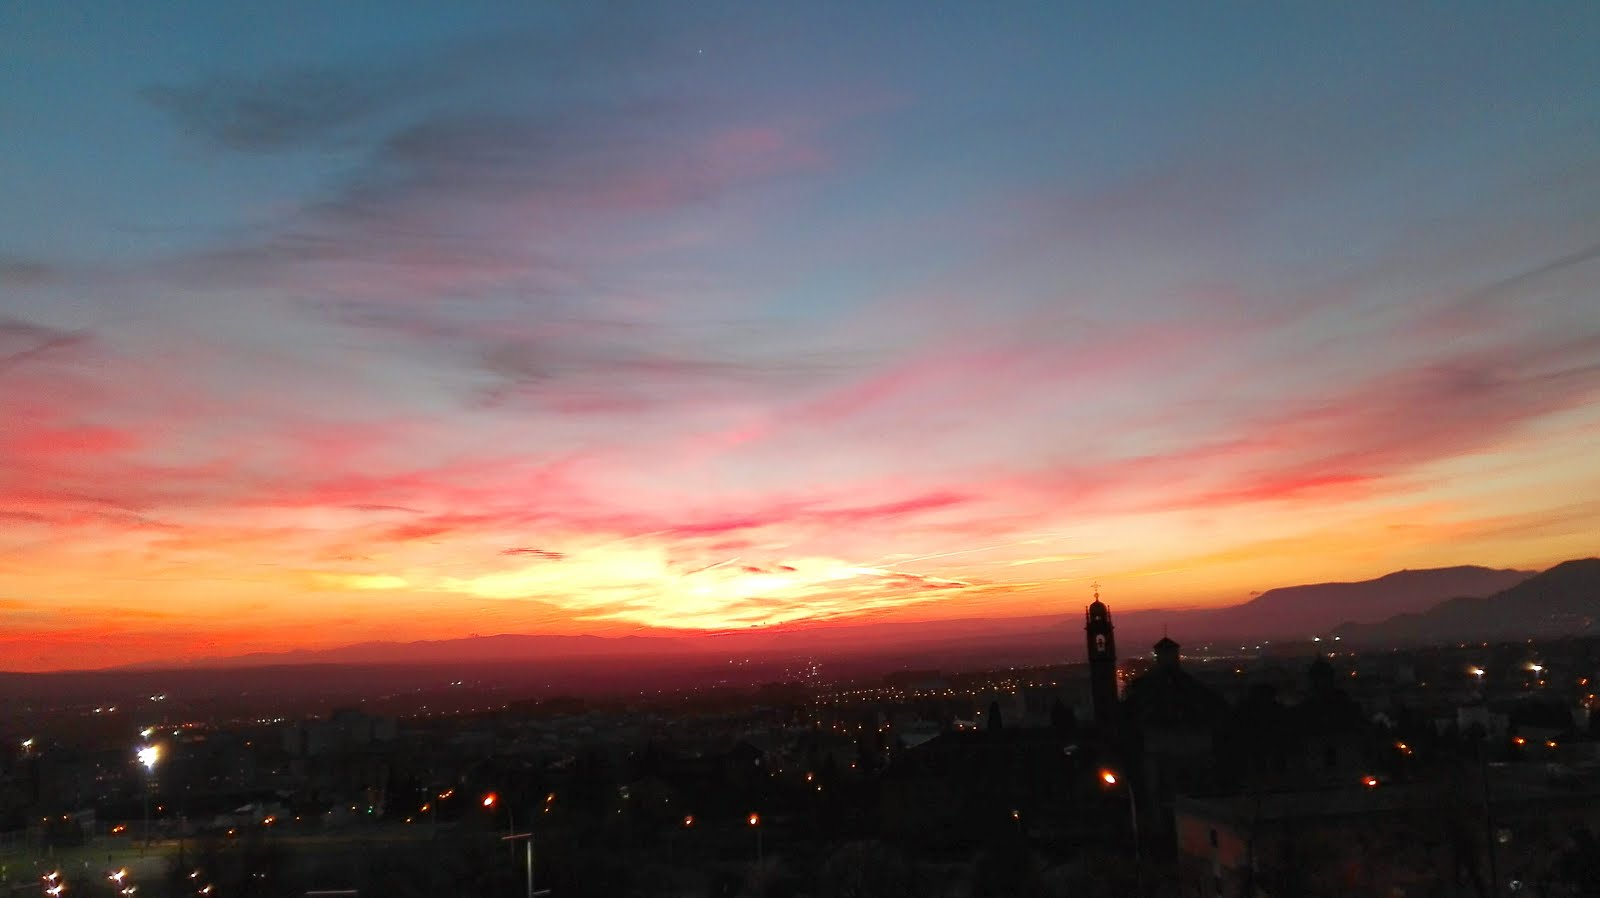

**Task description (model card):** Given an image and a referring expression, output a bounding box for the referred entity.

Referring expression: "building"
[1124,636,1229,842]
[1086,586,1119,731]
[1175,771,1600,897]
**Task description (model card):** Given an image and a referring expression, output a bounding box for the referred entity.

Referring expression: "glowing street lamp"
[748,812,763,868]
[136,743,161,852]
[1100,770,1142,898]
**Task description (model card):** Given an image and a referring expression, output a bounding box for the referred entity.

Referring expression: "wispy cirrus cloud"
[143,69,411,153]
[0,316,89,374]
[4,4,1600,669]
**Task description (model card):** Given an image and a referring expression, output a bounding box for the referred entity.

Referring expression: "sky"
[2,2,1599,671]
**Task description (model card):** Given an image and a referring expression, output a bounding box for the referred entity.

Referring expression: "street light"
[1100,770,1142,898]
[748,813,763,867]
[501,832,550,898]
[137,744,161,851]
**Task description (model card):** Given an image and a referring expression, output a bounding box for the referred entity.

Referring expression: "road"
[0,825,439,893]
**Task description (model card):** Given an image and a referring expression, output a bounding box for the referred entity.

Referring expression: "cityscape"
[4,3,1600,897]
[5,562,1600,896]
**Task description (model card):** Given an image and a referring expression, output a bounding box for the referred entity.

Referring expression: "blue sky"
[2,2,1599,669]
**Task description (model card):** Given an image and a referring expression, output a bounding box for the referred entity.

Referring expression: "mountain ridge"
[1334,558,1600,645]
[91,562,1537,674]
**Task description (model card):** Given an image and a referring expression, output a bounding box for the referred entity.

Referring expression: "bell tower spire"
[1085,582,1118,729]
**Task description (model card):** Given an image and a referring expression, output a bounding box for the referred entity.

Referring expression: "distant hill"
[102,564,1537,674]
[1333,558,1600,645]
[1181,565,1533,639]
[118,633,704,670]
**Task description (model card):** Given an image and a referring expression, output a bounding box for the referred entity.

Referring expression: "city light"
[1362,775,1380,788]
[683,815,695,827]
[1100,770,1118,785]
[481,793,497,808]
[137,744,160,770]
[748,813,760,827]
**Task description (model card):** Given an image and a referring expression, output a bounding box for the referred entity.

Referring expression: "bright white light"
[137,745,160,770]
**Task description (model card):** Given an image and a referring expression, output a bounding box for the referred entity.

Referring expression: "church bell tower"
[1085,583,1118,728]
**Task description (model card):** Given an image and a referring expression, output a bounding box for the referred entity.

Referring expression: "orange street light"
[482,793,497,808]
[748,812,764,866]
[1099,769,1141,894]
[1362,775,1380,788]
[682,814,695,828]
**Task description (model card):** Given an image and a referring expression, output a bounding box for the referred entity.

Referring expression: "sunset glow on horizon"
[3,4,1599,671]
